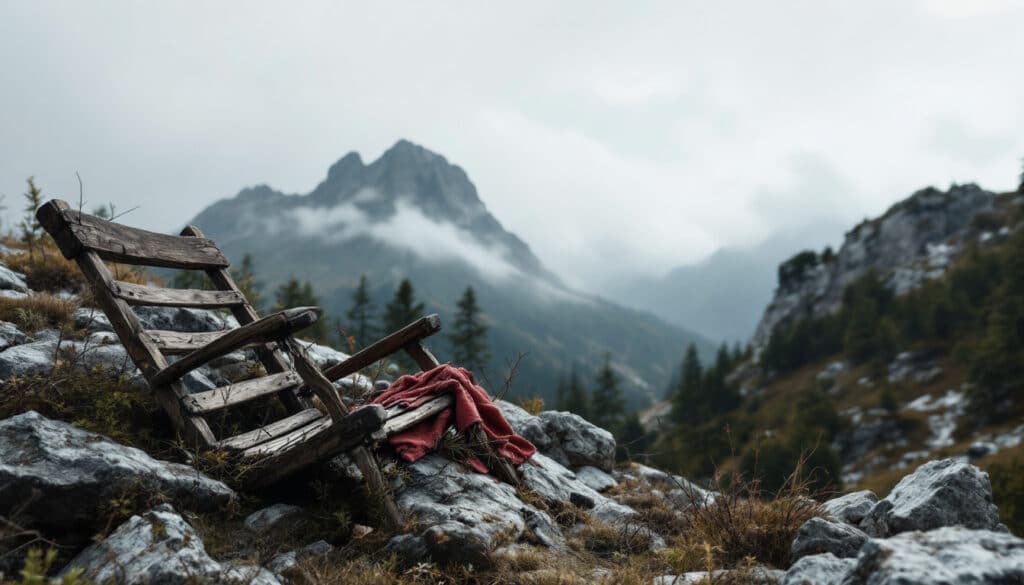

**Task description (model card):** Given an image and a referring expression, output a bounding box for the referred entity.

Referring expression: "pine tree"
[20,177,45,258]
[590,354,625,431]
[384,279,425,333]
[671,343,703,424]
[562,366,590,420]
[275,277,329,342]
[231,254,262,310]
[448,286,490,371]
[616,413,651,462]
[346,275,377,348]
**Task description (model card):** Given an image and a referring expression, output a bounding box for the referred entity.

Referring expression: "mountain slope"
[189,140,714,407]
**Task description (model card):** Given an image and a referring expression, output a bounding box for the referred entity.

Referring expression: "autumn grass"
[0,295,77,334]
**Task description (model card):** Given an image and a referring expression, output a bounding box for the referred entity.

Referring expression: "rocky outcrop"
[752,184,997,351]
[0,411,234,534]
[840,527,1024,585]
[655,567,784,584]
[859,458,1003,537]
[791,517,868,560]
[498,401,616,471]
[60,505,278,585]
[782,553,856,585]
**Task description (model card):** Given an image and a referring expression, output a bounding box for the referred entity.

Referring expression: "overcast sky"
[1,1,1022,290]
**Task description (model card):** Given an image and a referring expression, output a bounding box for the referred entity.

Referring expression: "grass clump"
[0,295,77,334]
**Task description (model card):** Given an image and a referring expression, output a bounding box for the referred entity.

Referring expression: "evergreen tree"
[448,286,490,371]
[616,413,651,463]
[561,366,590,420]
[20,177,45,258]
[231,254,262,310]
[275,277,329,342]
[671,343,703,424]
[346,274,377,348]
[384,279,425,333]
[590,354,625,431]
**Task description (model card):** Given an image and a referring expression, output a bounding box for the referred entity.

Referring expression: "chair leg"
[350,446,404,529]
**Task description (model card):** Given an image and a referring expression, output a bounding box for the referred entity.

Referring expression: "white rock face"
[823,490,878,526]
[61,505,279,585]
[860,458,1003,537]
[0,264,28,293]
[751,184,996,351]
[0,412,234,533]
[791,517,869,560]
[839,527,1024,585]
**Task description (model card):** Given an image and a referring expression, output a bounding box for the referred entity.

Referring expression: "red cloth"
[370,364,536,473]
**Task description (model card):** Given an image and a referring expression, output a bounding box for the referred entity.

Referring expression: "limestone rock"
[0,264,28,293]
[840,527,1024,584]
[0,321,28,351]
[782,553,855,585]
[822,490,877,526]
[791,517,868,560]
[497,401,616,471]
[860,458,1002,537]
[60,505,278,585]
[0,412,234,534]
[244,503,305,534]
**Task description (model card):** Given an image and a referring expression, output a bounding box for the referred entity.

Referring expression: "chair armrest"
[322,314,442,382]
[151,307,321,387]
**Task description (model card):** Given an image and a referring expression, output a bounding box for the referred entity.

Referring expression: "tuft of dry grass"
[1,242,84,295]
[519,397,545,416]
[0,295,77,334]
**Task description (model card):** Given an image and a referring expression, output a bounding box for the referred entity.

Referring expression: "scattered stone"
[842,527,1024,584]
[383,534,430,568]
[860,458,1003,537]
[791,517,868,560]
[575,466,618,492]
[967,441,998,460]
[817,361,846,382]
[60,505,278,585]
[134,306,238,332]
[267,540,334,576]
[244,503,305,533]
[822,490,877,526]
[0,321,28,351]
[519,453,635,525]
[0,412,234,534]
[781,553,855,585]
[0,264,28,293]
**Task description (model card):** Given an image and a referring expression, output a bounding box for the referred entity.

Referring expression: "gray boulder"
[840,527,1024,584]
[519,452,635,525]
[575,465,618,492]
[497,401,616,471]
[860,458,1002,537]
[782,553,855,585]
[791,517,869,560]
[244,503,305,534]
[391,454,563,565]
[655,567,784,584]
[822,490,878,526]
[134,306,238,332]
[60,505,279,585]
[267,540,333,576]
[0,321,28,351]
[0,264,28,293]
[0,412,234,532]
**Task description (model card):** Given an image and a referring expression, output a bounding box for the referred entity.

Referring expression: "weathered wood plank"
[285,338,348,422]
[151,307,321,387]
[375,394,453,440]
[321,315,442,382]
[242,406,387,488]
[217,408,324,451]
[403,341,441,371]
[113,281,245,308]
[147,329,232,354]
[183,371,302,414]
[36,201,229,269]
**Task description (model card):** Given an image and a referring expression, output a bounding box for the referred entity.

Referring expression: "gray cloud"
[0,1,1022,291]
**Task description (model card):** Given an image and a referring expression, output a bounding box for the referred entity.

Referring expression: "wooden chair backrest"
[37,199,309,449]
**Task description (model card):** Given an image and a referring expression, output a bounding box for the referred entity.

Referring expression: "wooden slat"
[183,371,302,414]
[217,408,324,451]
[147,329,231,354]
[321,315,442,382]
[376,394,454,439]
[180,225,307,416]
[113,281,245,308]
[36,201,229,269]
[404,341,441,371]
[151,308,321,387]
[241,405,387,487]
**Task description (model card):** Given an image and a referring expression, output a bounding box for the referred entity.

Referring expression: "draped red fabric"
[370,364,536,473]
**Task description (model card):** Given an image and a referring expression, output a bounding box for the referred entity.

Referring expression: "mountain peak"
[326,151,364,182]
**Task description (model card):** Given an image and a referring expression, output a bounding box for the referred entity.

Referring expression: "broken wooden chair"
[36,199,518,529]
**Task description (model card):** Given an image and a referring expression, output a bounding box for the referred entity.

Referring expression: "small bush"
[988,450,1024,535]
[2,243,84,295]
